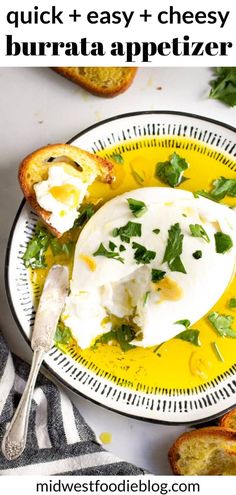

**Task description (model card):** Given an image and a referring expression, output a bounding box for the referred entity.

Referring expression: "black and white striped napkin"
[0,331,145,475]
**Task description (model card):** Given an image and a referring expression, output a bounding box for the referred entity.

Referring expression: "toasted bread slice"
[18,143,113,237]
[53,67,137,97]
[168,427,236,475]
[219,409,236,430]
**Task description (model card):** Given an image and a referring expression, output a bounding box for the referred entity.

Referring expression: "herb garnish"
[50,238,74,256]
[151,269,166,283]
[229,298,236,309]
[127,198,148,218]
[112,221,142,243]
[130,164,145,185]
[174,320,201,346]
[112,153,124,164]
[74,203,95,227]
[209,67,236,107]
[192,250,202,260]
[210,177,236,201]
[212,342,224,362]
[175,319,191,328]
[55,322,72,346]
[163,223,186,273]
[208,312,236,338]
[189,224,210,243]
[214,232,233,254]
[23,223,74,269]
[109,241,117,251]
[23,224,51,268]
[175,329,201,347]
[95,324,136,352]
[156,152,189,187]
[143,291,150,306]
[132,242,156,265]
[93,243,124,263]
[153,228,160,235]
[194,176,236,203]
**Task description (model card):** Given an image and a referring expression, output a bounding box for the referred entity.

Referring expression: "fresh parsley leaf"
[209,67,236,107]
[74,203,95,227]
[189,224,210,243]
[229,298,236,309]
[50,238,74,257]
[119,244,126,252]
[151,269,166,283]
[208,312,236,338]
[23,222,75,269]
[143,291,150,306]
[175,329,201,347]
[96,324,136,352]
[210,177,236,201]
[130,164,145,185]
[153,228,160,235]
[112,221,142,243]
[93,243,124,263]
[23,223,52,268]
[132,242,156,265]
[55,322,72,346]
[193,190,218,202]
[214,232,233,254]
[163,223,186,274]
[112,153,124,164]
[109,241,117,251]
[192,250,202,260]
[156,152,189,187]
[212,342,224,362]
[127,198,148,218]
[175,319,191,328]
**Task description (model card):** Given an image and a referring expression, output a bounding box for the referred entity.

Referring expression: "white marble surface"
[0,67,235,474]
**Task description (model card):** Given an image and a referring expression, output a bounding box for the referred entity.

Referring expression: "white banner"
[0,475,235,493]
[0,0,235,66]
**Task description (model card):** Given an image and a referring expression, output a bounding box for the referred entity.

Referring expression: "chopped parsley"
[212,342,224,362]
[112,221,142,243]
[210,177,236,201]
[50,238,74,256]
[132,242,156,265]
[208,312,236,338]
[119,244,126,252]
[209,67,236,107]
[151,269,166,283]
[229,298,236,309]
[55,322,72,346]
[74,203,95,227]
[130,164,145,185]
[108,241,117,251]
[175,319,191,329]
[95,324,136,352]
[163,223,186,274]
[153,228,160,235]
[156,152,189,187]
[143,291,150,306]
[175,329,201,347]
[112,153,124,164]
[23,224,51,268]
[214,232,233,254]
[189,224,210,243]
[127,198,148,218]
[93,243,124,263]
[22,223,74,269]
[192,250,202,260]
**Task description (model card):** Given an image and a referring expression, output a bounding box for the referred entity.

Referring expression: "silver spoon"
[2,264,69,460]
